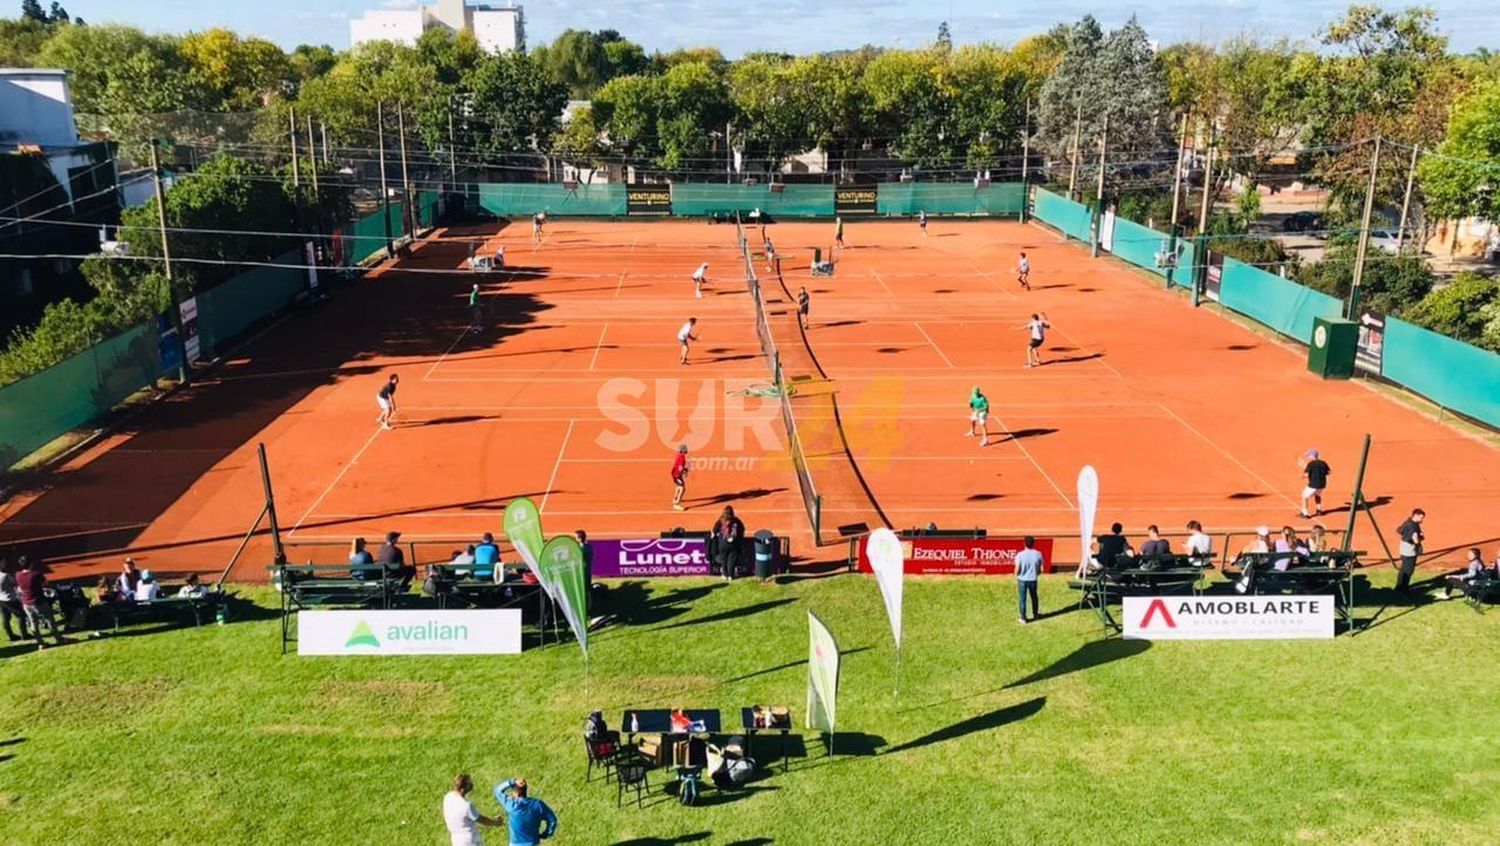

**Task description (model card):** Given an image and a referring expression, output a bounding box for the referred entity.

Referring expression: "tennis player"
[1017,252,1031,291]
[1020,312,1050,367]
[967,386,990,447]
[468,282,482,333]
[918,209,928,236]
[677,317,699,365]
[671,444,690,511]
[532,211,545,243]
[692,262,709,298]
[797,287,810,330]
[835,217,845,249]
[376,374,399,429]
[1298,449,1331,518]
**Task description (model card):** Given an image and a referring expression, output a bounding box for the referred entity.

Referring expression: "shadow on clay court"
[0,239,554,568]
[690,487,787,507]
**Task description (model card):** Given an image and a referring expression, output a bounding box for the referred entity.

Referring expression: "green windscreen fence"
[478,183,625,216]
[876,182,1026,216]
[1107,217,1195,288]
[1033,187,1093,242]
[1217,258,1343,343]
[1381,318,1500,428]
[196,249,306,358]
[416,191,440,228]
[670,183,834,217]
[0,321,161,469]
[344,202,403,266]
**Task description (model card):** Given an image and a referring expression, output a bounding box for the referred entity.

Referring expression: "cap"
[1256,526,1270,536]
[1307,449,1319,458]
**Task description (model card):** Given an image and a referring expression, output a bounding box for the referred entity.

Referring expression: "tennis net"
[737,214,821,539]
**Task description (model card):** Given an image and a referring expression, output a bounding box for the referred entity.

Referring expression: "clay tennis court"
[2,216,1497,578]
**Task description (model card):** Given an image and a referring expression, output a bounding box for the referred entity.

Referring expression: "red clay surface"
[1,218,1496,581]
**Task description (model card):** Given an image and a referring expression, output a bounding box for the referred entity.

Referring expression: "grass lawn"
[2,571,1498,845]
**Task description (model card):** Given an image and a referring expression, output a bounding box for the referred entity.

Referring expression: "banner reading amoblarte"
[298,609,522,655]
[590,538,711,578]
[1123,596,1334,641]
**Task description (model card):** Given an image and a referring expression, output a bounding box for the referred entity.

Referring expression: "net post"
[1341,434,1372,553]
[259,442,287,567]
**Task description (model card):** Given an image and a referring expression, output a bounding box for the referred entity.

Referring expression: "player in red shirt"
[671,444,690,511]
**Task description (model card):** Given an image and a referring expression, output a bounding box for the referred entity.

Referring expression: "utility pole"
[377,101,392,259]
[1196,124,1216,235]
[320,122,329,164]
[1091,115,1108,258]
[397,102,412,239]
[289,106,300,188]
[1396,142,1419,253]
[448,97,458,188]
[305,115,319,195]
[726,121,733,185]
[1067,103,1082,199]
[1349,136,1383,319]
[1019,99,1031,223]
[150,141,188,384]
[1167,112,1190,290]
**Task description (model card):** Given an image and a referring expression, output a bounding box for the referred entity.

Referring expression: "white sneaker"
[965,431,973,437]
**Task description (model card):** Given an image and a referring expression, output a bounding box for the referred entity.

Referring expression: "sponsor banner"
[1099,208,1116,252]
[304,240,320,294]
[834,186,877,215]
[806,610,840,734]
[1355,308,1385,375]
[298,609,522,655]
[156,312,182,373]
[503,497,550,595]
[854,535,1056,575]
[540,535,590,657]
[1123,595,1334,641]
[1204,251,1225,302]
[866,528,904,649]
[178,296,201,362]
[590,538,711,578]
[626,185,673,216]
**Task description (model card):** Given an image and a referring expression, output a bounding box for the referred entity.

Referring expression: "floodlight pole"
[305,116,319,195]
[448,97,458,188]
[149,141,188,385]
[397,102,413,240]
[289,106,300,188]
[1067,104,1082,200]
[320,121,330,163]
[1197,122,1215,236]
[1167,112,1189,289]
[377,102,393,259]
[1349,136,1382,319]
[1090,115,1108,258]
[1396,142,1419,253]
[1019,99,1031,223]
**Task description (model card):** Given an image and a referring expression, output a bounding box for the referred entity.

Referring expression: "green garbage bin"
[1308,316,1357,380]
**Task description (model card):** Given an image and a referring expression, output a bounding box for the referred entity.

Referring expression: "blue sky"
[49,0,1500,55]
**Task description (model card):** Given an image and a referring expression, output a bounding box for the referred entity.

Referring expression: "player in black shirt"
[1299,449,1331,518]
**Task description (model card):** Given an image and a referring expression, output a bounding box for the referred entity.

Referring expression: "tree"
[20,0,44,22]
[655,61,731,171]
[1036,16,1169,170]
[288,44,338,82]
[46,1,66,23]
[936,21,952,51]
[417,27,482,86]
[1036,16,1104,156]
[593,73,662,160]
[1418,79,1500,223]
[291,41,440,148]
[553,105,606,174]
[460,50,567,163]
[179,29,293,111]
[0,16,51,65]
[1401,273,1499,342]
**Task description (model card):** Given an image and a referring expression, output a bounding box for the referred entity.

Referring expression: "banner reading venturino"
[855,536,1055,575]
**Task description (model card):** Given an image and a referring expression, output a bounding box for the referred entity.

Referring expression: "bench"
[1221,550,1361,623]
[95,591,228,631]
[270,563,410,653]
[1071,555,1206,632]
[1446,575,1500,611]
[425,564,543,611]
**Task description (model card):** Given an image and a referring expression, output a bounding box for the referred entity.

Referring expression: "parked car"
[1281,211,1324,233]
[1369,229,1401,253]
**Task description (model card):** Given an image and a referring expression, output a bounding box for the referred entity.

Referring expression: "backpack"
[677,769,701,805]
[584,711,607,741]
[724,756,756,786]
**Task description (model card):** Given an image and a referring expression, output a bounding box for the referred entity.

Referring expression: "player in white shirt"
[442,774,500,846]
[691,262,709,298]
[677,317,699,365]
[1016,252,1031,291]
[1020,312,1050,367]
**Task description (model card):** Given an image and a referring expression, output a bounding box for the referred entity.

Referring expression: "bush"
[1295,245,1434,315]
[1400,273,1499,342]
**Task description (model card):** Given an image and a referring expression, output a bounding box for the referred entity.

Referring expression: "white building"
[0,68,119,212]
[350,0,524,53]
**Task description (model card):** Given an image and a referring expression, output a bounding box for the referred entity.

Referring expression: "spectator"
[1240,526,1271,557]
[1185,520,1213,565]
[1094,523,1133,569]
[177,573,209,598]
[1299,449,1331,519]
[1307,524,1331,554]
[135,570,160,602]
[93,575,122,606]
[575,530,592,584]
[1015,535,1044,624]
[493,778,557,846]
[452,545,478,566]
[15,556,64,650]
[1,558,30,642]
[1395,508,1425,593]
[474,533,501,579]
[443,773,501,846]
[349,537,375,579]
[116,558,141,599]
[377,531,415,588]
[1273,526,1306,571]
[712,507,746,581]
[1139,525,1171,558]
[1444,548,1489,599]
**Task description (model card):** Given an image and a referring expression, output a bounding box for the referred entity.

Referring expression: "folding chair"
[616,755,652,808]
[585,736,622,783]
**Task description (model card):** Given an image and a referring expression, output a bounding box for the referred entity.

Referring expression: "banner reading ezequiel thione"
[589,538,711,578]
[1124,596,1334,640]
[854,535,1056,575]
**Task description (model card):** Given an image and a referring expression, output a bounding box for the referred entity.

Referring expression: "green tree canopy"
[1417,79,1500,221]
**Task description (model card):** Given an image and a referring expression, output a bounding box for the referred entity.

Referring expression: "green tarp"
[1382,318,1500,428]
[1216,258,1343,343]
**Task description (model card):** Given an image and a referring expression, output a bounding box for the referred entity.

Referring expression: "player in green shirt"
[967,386,990,447]
[468,282,482,333]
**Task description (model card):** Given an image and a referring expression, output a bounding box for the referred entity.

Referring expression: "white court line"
[539,418,575,514]
[988,412,1075,510]
[555,454,1036,464]
[289,426,384,534]
[424,372,1107,383]
[868,268,895,296]
[913,321,955,368]
[1155,402,1298,508]
[424,325,473,382]
[404,401,1164,411]
[587,324,609,371]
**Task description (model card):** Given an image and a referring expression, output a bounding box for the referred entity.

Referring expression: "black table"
[741,706,793,772]
[621,708,722,740]
[1221,551,1359,624]
[1073,557,1205,633]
